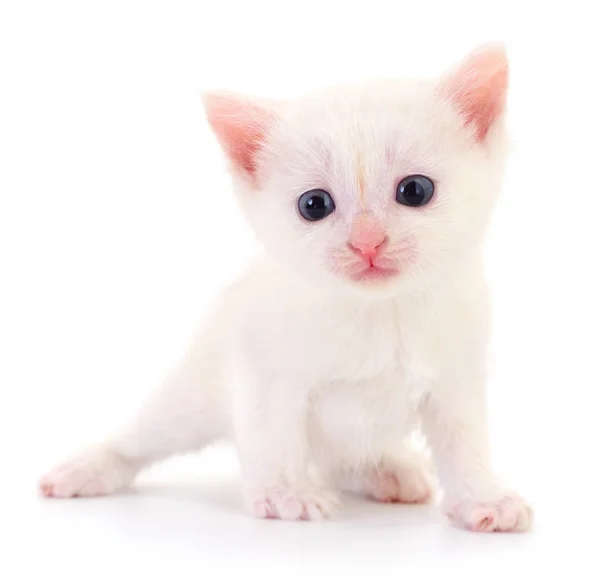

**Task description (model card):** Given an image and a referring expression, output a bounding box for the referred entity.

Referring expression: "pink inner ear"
[442,46,508,142]
[203,93,276,178]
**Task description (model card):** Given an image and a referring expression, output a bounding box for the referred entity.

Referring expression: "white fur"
[40,47,532,532]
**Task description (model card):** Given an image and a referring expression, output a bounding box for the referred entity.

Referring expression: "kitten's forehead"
[287,80,434,140]
[265,80,459,214]
[275,80,459,170]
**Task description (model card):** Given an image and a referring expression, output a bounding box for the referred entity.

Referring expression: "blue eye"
[298,189,336,221]
[396,175,435,207]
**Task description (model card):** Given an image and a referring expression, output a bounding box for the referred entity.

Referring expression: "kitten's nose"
[348,214,387,263]
[349,238,386,262]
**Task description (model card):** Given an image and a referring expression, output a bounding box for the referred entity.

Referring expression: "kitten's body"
[40,46,532,531]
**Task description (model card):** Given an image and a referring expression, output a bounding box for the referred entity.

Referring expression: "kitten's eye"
[298,189,336,222]
[396,175,435,207]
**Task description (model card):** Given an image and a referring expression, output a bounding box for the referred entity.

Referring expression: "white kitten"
[40,45,532,532]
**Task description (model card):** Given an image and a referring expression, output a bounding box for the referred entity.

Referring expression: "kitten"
[40,44,532,532]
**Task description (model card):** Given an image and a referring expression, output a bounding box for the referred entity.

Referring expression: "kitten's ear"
[203,91,278,181]
[439,44,509,143]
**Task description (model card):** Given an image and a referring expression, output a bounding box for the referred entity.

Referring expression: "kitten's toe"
[39,445,138,498]
[446,493,533,532]
[246,487,341,521]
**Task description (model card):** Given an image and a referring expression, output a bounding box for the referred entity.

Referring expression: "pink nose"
[349,238,386,262]
[348,214,387,263]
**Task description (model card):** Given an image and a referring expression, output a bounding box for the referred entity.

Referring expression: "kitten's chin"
[335,266,409,298]
[326,251,417,296]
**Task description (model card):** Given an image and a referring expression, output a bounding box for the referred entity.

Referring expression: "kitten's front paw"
[39,446,137,498]
[246,487,341,521]
[446,493,533,533]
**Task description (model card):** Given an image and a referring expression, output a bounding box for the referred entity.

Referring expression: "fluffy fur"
[40,45,532,532]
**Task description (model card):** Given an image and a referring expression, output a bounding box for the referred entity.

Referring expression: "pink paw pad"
[248,488,340,521]
[447,495,533,533]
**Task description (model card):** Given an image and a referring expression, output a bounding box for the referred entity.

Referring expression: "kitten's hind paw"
[364,450,437,504]
[368,462,435,504]
[39,445,139,498]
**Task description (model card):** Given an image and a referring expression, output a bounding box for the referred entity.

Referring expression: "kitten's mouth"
[350,265,399,282]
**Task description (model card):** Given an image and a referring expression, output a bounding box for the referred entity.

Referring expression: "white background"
[1,1,599,585]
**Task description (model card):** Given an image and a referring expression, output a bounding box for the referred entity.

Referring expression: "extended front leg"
[232,370,339,521]
[421,376,532,532]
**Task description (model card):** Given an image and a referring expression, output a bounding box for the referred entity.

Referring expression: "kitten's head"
[204,45,508,296]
